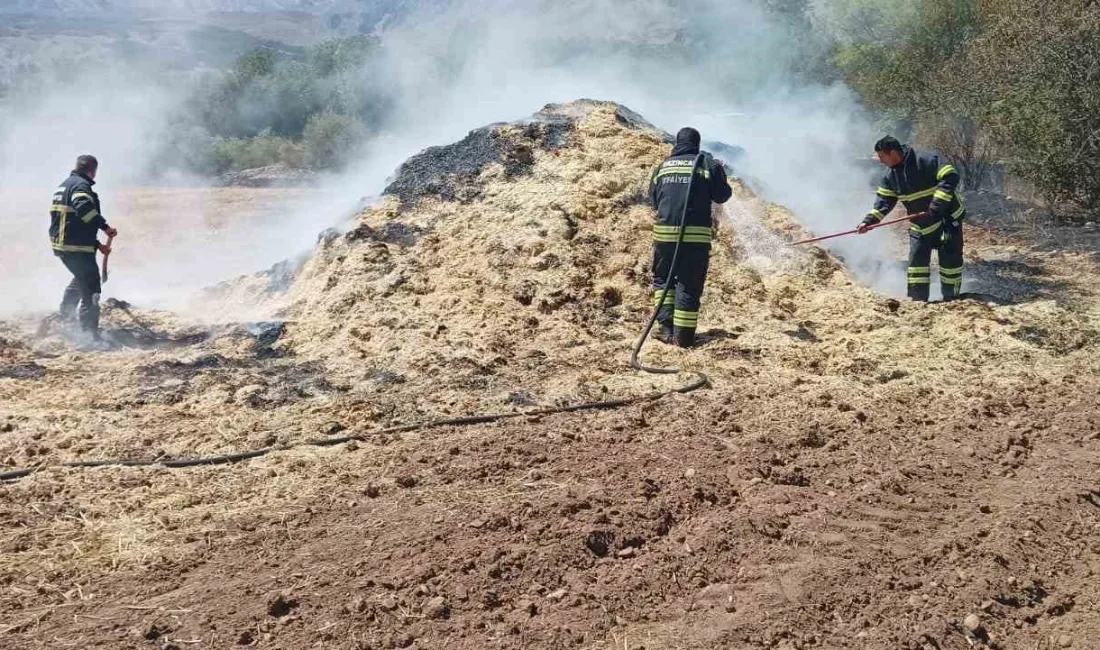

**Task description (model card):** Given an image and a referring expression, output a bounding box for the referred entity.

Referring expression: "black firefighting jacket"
[49,171,110,254]
[649,135,733,246]
[866,146,965,238]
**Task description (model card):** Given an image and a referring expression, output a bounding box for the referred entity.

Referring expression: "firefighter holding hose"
[858,136,966,302]
[649,127,733,348]
[49,154,117,341]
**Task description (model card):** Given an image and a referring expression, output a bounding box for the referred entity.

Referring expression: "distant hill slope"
[0,0,409,17]
[0,1,438,89]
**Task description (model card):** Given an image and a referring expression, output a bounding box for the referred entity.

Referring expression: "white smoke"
[0,0,905,320]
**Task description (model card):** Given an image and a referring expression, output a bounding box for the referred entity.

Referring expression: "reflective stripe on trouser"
[908,229,935,302]
[653,289,676,307]
[57,251,102,332]
[653,224,713,244]
[939,221,964,300]
[908,221,964,302]
[673,309,699,328]
[652,242,710,334]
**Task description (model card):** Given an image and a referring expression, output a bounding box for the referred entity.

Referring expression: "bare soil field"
[2,185,333,318]
[2,101,1099,650]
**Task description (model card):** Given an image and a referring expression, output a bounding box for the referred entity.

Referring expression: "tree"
[961,0,1100,210]
[816,0,991,187]
[303,113,367,171]
[821,0,979,120]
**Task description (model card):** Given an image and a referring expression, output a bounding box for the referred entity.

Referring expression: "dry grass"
[2,101,1100,648]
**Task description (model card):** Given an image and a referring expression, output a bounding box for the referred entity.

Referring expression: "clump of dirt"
[0,362,45,381]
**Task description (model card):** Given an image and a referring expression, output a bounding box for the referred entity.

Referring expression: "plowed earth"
[2,101,1100,650]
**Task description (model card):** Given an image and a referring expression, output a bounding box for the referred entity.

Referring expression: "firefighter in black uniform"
[649,127,733,348]
[50,155,117,338]
[859,136,965,301]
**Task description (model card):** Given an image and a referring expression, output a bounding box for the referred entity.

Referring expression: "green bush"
[961,0,1100,210]
[818,0,1099,208]
[303,113,367,171]
[183,37,381,143]
[169,1,1100,209]
[213,135,304,173]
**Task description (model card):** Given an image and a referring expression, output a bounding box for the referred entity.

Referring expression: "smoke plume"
[0,0,902,319]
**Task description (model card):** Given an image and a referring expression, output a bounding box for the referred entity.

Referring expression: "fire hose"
[629,152,709,391]
[1,163,710,483]
[0,376,708,483]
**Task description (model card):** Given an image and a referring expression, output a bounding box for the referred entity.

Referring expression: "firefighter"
[858,136,965,301]
[649,127,733,348]
[50,155,117,339]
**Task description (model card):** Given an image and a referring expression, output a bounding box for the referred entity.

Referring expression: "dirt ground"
[2,101,1099,650]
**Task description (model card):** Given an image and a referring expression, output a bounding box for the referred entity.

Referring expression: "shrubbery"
[816,0,1100,210]
[303,113,366,171]
[170,3,1100,211]
[213,135,304,173]
[171,36,383,174]
[963,0,1100,210]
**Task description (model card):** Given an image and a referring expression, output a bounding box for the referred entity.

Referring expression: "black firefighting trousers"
[652,242,709,346]
[907,220,964,302]
[56,251,101,333]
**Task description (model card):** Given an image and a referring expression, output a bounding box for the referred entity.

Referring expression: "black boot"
[79,292,101,336]
[675,327,696,348]
[60,280,81,324]
[941,281,962,302]
[655,322,675,344]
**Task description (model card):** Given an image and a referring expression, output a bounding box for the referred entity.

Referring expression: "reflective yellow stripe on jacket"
[910,221,943,236]
[900,187,937,202]
[51,244,96,253]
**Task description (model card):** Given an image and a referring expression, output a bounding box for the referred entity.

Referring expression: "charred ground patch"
[379,99,658,208]
[383,119,572,206]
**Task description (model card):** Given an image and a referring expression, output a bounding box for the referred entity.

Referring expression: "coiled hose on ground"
[0,156,710,483]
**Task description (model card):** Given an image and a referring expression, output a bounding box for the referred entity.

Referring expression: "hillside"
[1,1,376,15]
[2,100,1100,649]
[0,1,420,88]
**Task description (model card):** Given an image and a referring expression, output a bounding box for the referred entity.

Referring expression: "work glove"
[857,216,877,234]
[103,225,118,237]
[98,242,112,255]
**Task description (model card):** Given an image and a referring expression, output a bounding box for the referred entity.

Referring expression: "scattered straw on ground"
[2,100,1100,649]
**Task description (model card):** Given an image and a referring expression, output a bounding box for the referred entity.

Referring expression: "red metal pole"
[791,213,925,246]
